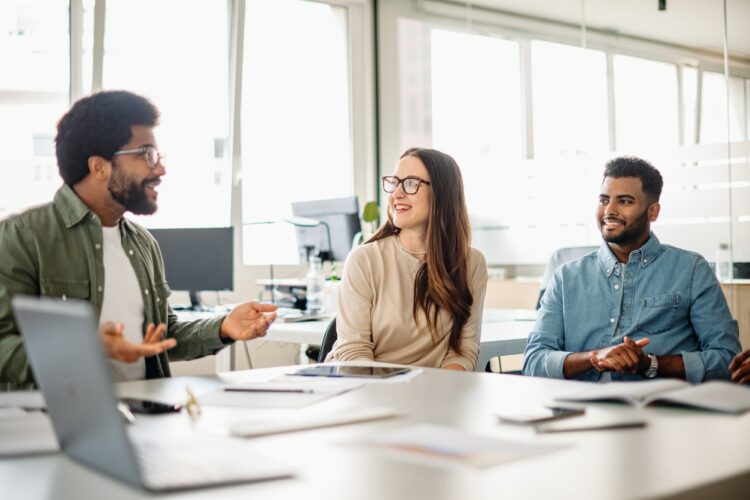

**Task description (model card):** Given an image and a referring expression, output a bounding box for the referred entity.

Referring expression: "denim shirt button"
[614,284,619,290]
[610,318,615,323]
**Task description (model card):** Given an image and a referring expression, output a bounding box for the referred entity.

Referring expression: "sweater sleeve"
[327,246,376,361]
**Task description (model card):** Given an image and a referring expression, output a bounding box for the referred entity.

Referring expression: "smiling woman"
[326,148,489,371]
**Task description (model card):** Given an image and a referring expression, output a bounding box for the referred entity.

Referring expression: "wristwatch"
[644,354,659,378]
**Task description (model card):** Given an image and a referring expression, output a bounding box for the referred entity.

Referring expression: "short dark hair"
[55,90,160,185]
[603,156,663,202]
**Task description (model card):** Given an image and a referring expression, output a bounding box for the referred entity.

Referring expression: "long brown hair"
[368,148,473,354]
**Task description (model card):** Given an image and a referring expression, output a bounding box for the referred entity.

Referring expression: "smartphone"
[294,365,411,378]
[496,406,585,425]
[120,398,182,414]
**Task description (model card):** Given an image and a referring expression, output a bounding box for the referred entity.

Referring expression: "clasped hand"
[729,349,750,385]
[590,336,650,374]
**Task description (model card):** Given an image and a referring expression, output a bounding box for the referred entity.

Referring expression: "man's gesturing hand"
[219,302,278,342]
[100,322,176,363]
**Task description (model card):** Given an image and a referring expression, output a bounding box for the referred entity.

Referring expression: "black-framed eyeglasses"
[112,146,165,169]
[382,175,431,195]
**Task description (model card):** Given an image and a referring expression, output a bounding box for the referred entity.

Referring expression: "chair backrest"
[537,245,598,308]
[317,317,338,362]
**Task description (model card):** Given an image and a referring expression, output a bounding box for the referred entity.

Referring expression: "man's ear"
[648,202,661,222]
[87,156,111,181]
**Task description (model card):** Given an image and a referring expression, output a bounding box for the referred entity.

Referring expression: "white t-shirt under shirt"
[100,225,146,381]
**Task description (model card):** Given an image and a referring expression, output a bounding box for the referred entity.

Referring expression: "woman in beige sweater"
[327,148,488,370]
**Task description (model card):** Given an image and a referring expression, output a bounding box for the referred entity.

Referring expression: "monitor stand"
[188,291,204,311]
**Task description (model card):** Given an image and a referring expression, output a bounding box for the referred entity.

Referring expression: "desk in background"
[177,308,536,373]
[265,308,536,372]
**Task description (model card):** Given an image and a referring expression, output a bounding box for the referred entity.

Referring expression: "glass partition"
[380,0,750,277]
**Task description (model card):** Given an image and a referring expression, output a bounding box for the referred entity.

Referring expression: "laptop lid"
[12,295,143,487]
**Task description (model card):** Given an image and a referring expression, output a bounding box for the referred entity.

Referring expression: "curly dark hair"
[603,156,663,202]
[55,90,160,185]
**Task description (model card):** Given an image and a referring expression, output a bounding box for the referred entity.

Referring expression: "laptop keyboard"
[134,438,290,490]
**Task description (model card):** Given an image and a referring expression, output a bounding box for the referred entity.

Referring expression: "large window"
[385,5,750,266]
[531,40,608,157]
[613,55,679,154]
[700,71,747,144]
[430,29,522,220]
[240,0,353,265]
[102,0,231,228]
[0,0,70,220]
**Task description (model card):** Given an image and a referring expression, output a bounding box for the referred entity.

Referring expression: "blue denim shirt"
[523,234,740,383]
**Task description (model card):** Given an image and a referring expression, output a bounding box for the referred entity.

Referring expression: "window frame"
[69,0,375,277]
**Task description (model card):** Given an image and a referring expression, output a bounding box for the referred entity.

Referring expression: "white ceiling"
[467,0,750,57]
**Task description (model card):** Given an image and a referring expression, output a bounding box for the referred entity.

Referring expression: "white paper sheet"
[0,411,59,457]
[0,390,46,410]
[353,423,566,468]
[200,379,361,408]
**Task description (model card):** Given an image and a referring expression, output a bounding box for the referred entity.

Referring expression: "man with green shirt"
[0,90,277,390]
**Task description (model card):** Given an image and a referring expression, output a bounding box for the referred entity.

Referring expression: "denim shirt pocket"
[40,279,91,301]
[636,292,681,334]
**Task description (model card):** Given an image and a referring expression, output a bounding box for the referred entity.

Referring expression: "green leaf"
[362,201,379,223]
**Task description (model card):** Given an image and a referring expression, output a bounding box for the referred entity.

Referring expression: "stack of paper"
[200,379,362,408]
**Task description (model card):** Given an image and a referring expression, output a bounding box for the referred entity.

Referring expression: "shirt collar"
[53,184,92,229]
[597,232,662,277]
[53,183,137,236]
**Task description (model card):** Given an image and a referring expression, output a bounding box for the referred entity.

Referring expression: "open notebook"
[555,379,750,414]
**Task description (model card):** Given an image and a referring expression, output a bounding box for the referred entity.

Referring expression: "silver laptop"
[12,295,293,491]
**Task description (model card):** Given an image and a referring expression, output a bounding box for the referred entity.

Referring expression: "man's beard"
[600,207,650,246]
[108,165,158,215]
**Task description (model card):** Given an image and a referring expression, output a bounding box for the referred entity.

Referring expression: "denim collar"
[597,232,662,277]
[53,183,136,235]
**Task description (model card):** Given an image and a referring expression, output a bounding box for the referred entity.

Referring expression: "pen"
[224,387,314,394]
[117,402,137,424]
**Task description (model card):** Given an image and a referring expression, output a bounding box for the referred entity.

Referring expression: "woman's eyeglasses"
[382,175,431,195]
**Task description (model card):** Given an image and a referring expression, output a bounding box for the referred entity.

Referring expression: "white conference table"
[263,308,537,372]
[3,364,750,500]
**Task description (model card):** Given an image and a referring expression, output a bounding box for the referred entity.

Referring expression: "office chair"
[536,245,598,309]
[317,317,338,362]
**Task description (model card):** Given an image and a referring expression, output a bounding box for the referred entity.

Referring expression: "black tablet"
[294,365,411,378]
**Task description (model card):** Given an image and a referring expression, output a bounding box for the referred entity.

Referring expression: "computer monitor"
[291,197,361,263]
[147,227,233,310]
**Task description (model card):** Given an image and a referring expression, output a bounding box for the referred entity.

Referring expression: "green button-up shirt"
[0,184,228,390]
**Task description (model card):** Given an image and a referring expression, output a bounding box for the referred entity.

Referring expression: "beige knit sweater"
[326,235,488,370]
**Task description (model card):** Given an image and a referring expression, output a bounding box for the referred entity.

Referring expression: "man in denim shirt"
[523,157,740,383]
